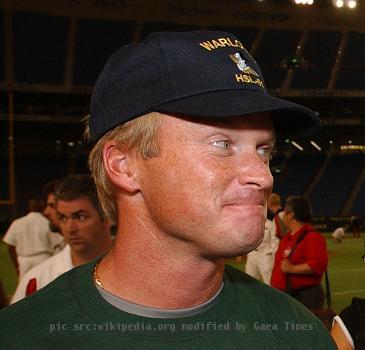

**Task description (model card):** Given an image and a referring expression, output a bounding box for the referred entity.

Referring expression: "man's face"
[43,194,60,232]
[283,206,293,229]
[57,197,110,256]
[137,113,275,258]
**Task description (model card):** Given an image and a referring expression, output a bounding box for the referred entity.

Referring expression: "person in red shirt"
[271,196,328,311]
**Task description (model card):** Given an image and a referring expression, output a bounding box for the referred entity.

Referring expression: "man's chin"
[230,234,264,256]
[203,242,262,260]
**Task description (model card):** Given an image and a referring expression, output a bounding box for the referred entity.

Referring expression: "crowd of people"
[0,29,363,349]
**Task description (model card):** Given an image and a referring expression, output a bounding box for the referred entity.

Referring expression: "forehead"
[47,194,56,203]
[56,197,96,214]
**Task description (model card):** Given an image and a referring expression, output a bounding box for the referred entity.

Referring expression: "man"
[0,31,335,349]
[332,226,346,243]
[268,192,287,252]
[349,215,361,238]
[11,175,113,303]
[3,198,58,279]
[245,217,275,284]
[42,180,65,252]
[271,196,328,311]
[43,180,62,233]
[245,193,284,284]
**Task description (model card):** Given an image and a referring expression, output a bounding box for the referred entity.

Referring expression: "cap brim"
[155,90,321,138]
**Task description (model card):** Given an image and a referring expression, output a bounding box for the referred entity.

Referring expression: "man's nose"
[237,152,273,190]
[65,218,78,232]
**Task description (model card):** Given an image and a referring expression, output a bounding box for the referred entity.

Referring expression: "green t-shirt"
[0,262,336,349]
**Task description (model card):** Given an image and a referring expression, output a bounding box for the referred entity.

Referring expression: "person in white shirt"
[3,199,59,280]
[11,175,113,304]
[267,193,286,253]
[245,218,276,284]
[332,226,346,243]
[42,180,65,252]
[11,245,73,303]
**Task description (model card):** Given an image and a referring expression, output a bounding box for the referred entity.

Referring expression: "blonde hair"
[268,193,281,207]
[84,112,162,222]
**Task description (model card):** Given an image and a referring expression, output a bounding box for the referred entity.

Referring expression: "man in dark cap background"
[0,30,335,349]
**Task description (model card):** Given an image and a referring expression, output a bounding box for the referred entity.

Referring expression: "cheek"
[59,224,69,239]
[79,221,96,237]
[141,150,236,221]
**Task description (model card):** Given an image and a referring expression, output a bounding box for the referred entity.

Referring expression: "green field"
[0,235,364,313]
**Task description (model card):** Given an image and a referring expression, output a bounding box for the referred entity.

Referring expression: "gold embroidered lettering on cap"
[235,74,245,83]
[218,38,229,47]
[199,41,216,51]
[235,40,244,49]
[234,74,264,87]
[226,37,235,47]
[212,40,223,49]
[199,38,245,51]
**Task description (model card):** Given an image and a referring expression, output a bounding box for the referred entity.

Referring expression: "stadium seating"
[74,19,136,86]
[350,178,365,216]
[291,30,341,89]
[7,13,365,91]
[140,22,201,41]
[336,31,365,90]
[273,153,326,200]
[0,10,4,82]
[254,29,301,89]
[207,25,259,51]
[13,11,68,84]
[309,153,365,216]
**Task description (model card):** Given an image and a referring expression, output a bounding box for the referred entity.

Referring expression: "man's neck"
[71,238,113,267]
[96,232,225,310]
[71,251,92,267]
[289,221,307,235]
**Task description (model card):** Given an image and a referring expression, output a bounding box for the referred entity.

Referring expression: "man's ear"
[287,211,294,221]
[102,142,140,193]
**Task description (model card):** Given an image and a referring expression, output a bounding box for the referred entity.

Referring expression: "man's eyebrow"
[71,210,88,216]
[57,210,88,217]
[258,132,276,145]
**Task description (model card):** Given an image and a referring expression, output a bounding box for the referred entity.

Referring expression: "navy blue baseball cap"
[89,30,321,143]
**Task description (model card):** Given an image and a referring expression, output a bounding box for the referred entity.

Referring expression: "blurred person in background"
[42,180,65,252]
[3,198,59,280]
[350,215,361,239]
[271,196,328,311]
[268,193,287,252]
[245,213,276,284]
[11,174,113,303]
[332,226,346,243]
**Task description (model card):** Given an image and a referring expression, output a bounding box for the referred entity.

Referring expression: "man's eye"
[212,140,231,149]
[257,147,273,159]
[77,215,87,221]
